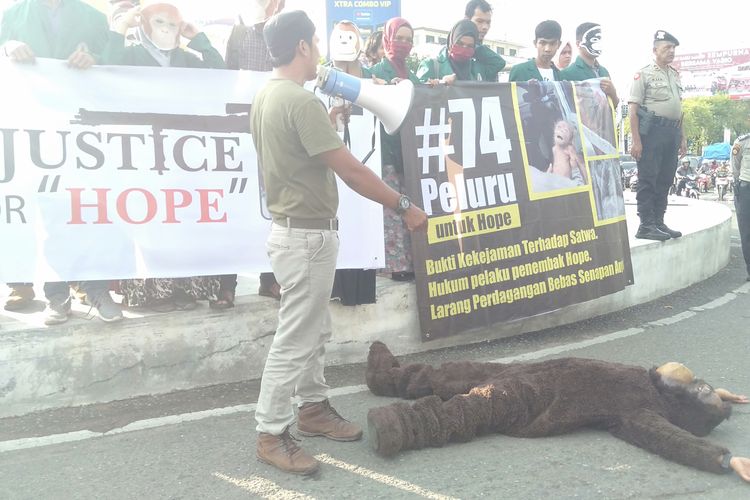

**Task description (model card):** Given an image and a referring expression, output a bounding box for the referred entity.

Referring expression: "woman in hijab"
[557,41,573,69]
[417,19,481,84]
[368,18,420,281]
[104,3,226,312]
[104,3,225,68]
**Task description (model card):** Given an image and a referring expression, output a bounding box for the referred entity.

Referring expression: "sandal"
[258,282,282,300]
[209,290,235,310]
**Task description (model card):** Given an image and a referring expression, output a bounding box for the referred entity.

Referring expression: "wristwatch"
[395,194,411,215]
[721,452,733,470]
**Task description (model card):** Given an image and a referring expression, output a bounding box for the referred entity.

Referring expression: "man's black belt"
[273,217,339,230]
[652,115,680,128]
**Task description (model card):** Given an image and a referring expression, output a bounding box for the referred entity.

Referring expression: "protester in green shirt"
[251,10,426,476]
[509,20,562,82]
[0,0,107,67]
[368,17,421,281]
[559,22,619,106]
[104,3,225,69]
[463,0,505,82]
[1,0,122,323]
[107,3,226,312]
[417,19,481,84]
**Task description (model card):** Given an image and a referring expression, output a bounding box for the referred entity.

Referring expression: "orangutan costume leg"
[366,341,534,457]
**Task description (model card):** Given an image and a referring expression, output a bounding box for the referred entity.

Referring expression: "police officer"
[732,133,750,280]
[629,30,686,240]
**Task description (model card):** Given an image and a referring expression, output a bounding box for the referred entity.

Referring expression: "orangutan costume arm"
[609,409,730,474]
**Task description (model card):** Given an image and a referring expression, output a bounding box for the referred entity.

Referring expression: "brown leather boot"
[297,400,363,441]
[256,429,319,475]
[4,284,35,311]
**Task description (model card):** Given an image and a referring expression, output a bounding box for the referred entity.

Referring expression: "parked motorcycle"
[630,172,638,192]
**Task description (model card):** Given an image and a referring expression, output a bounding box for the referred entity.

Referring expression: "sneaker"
[89,292,123,323]
[44,300,71,325]
[4,285,35,311]
[257,428,319,475]
[297,399,363,441]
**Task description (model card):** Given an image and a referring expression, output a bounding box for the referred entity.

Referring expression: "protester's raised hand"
[404,205,428,232]
[180,22,200,40]
[730,456,750,482]
[67,43,96,70]
[113,5,141,34]
[4,41,35,63]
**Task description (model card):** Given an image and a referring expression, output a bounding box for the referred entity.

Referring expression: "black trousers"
[636,124,680,219]
[735,181,750,276]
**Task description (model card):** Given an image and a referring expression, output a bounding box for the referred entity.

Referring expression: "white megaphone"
[316,65,414,134]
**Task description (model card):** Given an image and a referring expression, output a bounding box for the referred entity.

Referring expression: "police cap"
[653,30,679,46]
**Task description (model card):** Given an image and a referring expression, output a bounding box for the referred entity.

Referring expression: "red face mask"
[390,40,413,60]
[449,45,475,62]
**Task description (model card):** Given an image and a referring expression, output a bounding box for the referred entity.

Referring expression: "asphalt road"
[1,200,749,500]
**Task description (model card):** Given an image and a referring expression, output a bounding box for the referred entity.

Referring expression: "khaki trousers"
[255,223,339,435]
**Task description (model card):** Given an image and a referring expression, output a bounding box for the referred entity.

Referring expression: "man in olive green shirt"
[464,0,505,82]
[559,22,618,106]
[509,20,562,82]
[251,10,426,476]
[629,30,686,241]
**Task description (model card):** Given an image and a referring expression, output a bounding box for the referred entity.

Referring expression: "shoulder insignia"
[633,72,641,80]
[733,145,741,155]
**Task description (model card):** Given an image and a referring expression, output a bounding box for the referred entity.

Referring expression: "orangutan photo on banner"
[515,81,587,194]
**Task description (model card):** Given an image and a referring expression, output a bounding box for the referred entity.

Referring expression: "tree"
[682,95,750,153]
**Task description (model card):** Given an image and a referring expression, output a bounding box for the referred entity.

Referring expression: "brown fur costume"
[366,342,733,474]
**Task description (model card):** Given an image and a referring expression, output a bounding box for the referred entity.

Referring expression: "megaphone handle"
[360,115,378,164]
[343,122,351,149]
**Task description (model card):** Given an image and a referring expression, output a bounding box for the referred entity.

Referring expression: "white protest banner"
[0,59,384,282]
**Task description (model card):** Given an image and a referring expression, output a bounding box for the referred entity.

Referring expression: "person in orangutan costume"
[365,342,750,482]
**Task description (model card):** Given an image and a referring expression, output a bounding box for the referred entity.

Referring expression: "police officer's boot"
[635,214,671,241]
[655,213,682,238]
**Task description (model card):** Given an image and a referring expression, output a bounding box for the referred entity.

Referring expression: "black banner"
[401,80,633,341]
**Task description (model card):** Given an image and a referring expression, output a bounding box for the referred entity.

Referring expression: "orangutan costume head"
[140,3,183,50]
[652,362,732,437]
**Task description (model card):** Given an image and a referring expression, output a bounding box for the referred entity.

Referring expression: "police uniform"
[732,134,750,278]
[629,30,683,239]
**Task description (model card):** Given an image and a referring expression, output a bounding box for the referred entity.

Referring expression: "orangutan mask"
[142,4,182,51]
[330,22,362,62]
